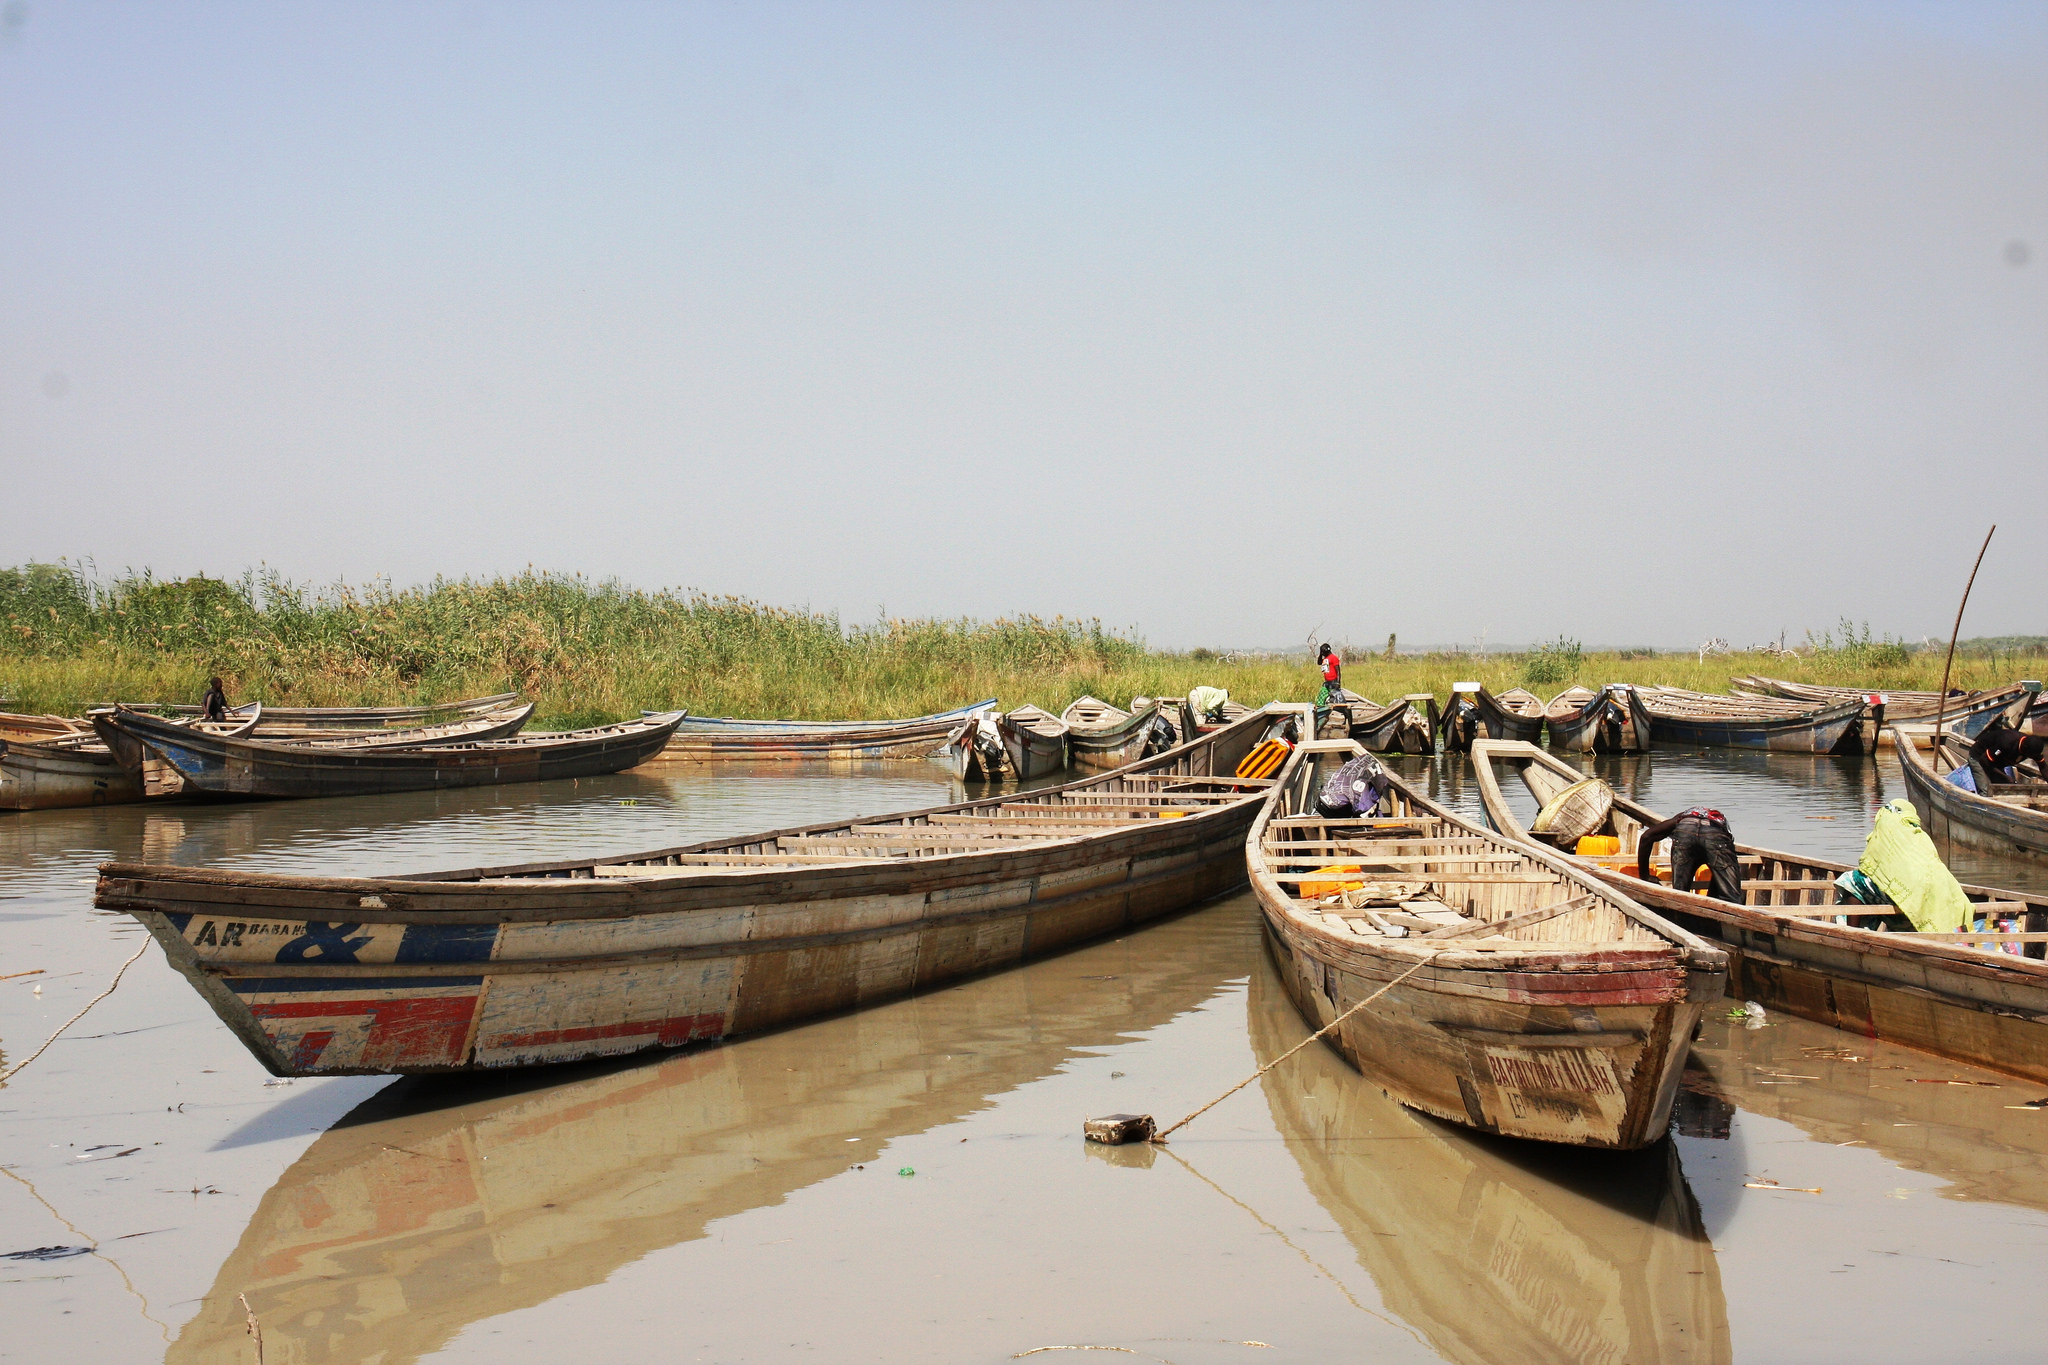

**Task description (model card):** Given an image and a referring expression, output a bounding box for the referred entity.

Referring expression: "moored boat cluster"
[6,670,2046,1153]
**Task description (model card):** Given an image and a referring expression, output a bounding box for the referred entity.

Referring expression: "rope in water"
[0,939,151,1085]
[1151,956,1430,1142]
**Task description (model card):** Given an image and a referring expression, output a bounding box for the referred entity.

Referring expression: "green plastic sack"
[1856,800,1969,933]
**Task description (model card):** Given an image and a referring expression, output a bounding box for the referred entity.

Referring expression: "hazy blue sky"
[3,2,2041,649]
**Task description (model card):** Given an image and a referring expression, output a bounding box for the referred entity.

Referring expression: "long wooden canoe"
[1627,685,1865,753]
[107,692,523,730]
[997,704,1070,780]
[1437,682,1544,751]
[1897,731,2048,864]
[1060,696,1160,773]
[1250,963,1729,1362]
[0,711,93,743]
[1472,739,2048,1081]
[94,709,673,801]
[1737,674,2029,730]
[1543,684,1643,752]
[94,706,1305,1075]
[1250,737,1725,1148]
[1317,690,1435,753]
[647,699,996,765]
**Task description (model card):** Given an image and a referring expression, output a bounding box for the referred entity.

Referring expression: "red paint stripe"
[250,996,476,1023]
[488,1012,725,1051]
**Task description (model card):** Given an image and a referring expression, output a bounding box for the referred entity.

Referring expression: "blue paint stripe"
[395,923,497,963]
[227,975,484,994]
[165,912,191,933]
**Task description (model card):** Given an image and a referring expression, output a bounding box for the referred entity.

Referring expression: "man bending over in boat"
[200,676,230,722]
[1315,644,1342,707]
[1970,718,2046,783]
[1636,808,1743,902]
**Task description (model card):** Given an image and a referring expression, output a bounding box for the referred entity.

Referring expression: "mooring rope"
[0,939,151,1085]
[1152,956,1430,1142]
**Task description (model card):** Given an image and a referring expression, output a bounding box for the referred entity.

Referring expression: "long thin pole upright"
[1930,525,1996,771]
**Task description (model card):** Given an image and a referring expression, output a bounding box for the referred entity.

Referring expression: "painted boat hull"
[998,716,1069,779]
[1628,689,1863,753]
[651,700,996,763]
[1543,687,1643,753]
[1472,739,2048,1083]
[95,709,1289,1075]
[100,711,684,801]
[1319,693,1435,753]
[1063,701,1160,774]
[1438,687,1543,752]
[1896,730,2048,864]
[0,738,148,811]
[1250,741,1723,1149]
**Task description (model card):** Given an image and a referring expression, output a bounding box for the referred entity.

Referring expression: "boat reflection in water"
[167,922,1231,1365]
[1249,957,1732,1365]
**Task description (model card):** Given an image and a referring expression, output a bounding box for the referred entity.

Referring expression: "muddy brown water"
[4,750,2047,1363]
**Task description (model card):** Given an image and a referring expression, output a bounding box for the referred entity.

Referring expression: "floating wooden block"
[1083,1113,1156,1145]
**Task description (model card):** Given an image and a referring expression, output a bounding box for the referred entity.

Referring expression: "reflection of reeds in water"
[165,920,1240,1365]
[1247,953,1731,1365]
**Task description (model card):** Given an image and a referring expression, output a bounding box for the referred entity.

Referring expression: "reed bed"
[2,564,2039,728]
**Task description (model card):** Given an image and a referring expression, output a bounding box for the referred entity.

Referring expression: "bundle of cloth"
[1834,799,1970,933]
[1316,752,1391,819]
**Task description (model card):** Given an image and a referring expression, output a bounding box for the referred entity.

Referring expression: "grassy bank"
[3,565,2041,726]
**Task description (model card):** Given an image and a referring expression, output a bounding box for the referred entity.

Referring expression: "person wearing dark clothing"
[200,676,229,722]
[1637,807,1743,903]
[1969,720,2046,782]
[1316,644,1342,707]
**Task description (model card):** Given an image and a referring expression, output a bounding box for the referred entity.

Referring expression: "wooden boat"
[1248,736,1725,1148]
[0,711,93,743]
[1,708,264,811]
[996,704,1070,779]
[94,706,1305,1074]
[1896,731,2048,864]
[1542,684,1642,752]
[1471,739,2048,1081]
[92,708,674,802]
[1316,690,1435,753]
[107,692,523,730]
[1059,696,1160,773]
[1437,682,1544,751]
[1251,962,1729,1363]
[1626,685,1865,753]
[1737,674,2029,729]
[648,699,996,765]
[163,915,1234,1365]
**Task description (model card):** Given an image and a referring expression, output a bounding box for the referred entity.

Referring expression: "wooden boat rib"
[1542,684,1642,753]
[1626,685,1865,753]
[648,699,996,765]
[1438,682,1544,751]
[1317,690,1435,754]
[94,706,1307,1075]
[1472,739,2048,1081]
[1249,737,1725,1148]
[1059,696,1160,773]
[997,704,1070,780]
[108,692,523,729]
[95,709,677,801]
[1896,731,2048,865]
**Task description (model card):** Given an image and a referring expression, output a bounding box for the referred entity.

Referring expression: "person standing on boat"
[1636,807,1742,902]
[200,676,229,722]
[1316,644,1342,707]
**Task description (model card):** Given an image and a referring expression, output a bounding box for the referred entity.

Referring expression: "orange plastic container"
[1576,835,1622,856]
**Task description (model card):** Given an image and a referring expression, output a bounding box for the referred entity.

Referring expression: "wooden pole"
[1930,525,1996,772]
